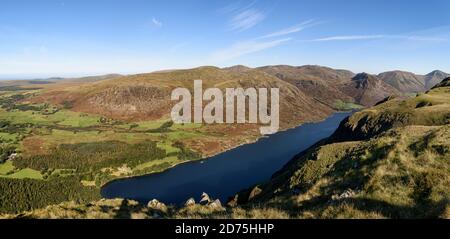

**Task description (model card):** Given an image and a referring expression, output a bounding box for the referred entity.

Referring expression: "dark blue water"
[101,112,350,204]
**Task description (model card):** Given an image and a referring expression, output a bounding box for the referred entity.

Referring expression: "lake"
[101,112,351,205]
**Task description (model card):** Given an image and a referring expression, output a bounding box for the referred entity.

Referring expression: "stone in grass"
[147,199,168,213]
[200,192,211,205]
[185,198,196,207]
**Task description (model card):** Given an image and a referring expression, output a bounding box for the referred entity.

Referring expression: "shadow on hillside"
[336,197,449,218]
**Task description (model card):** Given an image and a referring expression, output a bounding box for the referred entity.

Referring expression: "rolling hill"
[4,78,449,219]
[258,65,356,108]
[30,66,335,129]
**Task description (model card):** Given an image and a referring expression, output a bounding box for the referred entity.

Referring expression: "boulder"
[200,192,211,205]
[147,199,167,213]
[331,189,357,201]
[227,195,239,207]
[248,186,262,201]
[185,198,196,207]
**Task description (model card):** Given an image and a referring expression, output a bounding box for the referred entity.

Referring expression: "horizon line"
[0,64,447,81]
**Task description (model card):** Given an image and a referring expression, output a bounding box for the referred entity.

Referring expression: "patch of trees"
[11,104,44,111]
[98,117,123,125]
[0,94,26,109]
[0,177,100,214]
[172,141,202,161]
[0,119,32,135]
[13,141,167,172]
[147,121,174,133]
[0,144,15,163]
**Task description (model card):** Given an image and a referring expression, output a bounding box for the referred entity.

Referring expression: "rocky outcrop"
[147,199,168,214]
[339,73,401,106]
[184,198,196,207]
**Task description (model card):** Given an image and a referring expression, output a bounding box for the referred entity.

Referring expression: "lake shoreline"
[99,111,343,188]
[100,111,353,205]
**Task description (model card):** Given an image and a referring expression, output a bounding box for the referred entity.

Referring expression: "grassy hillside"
[0,65,336,214]
[3,78,448,219]
[0,68,447,218]
[31,66,333,128]
[230,77,450,218]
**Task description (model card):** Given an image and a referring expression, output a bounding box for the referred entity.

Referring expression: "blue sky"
[1,0,449,78]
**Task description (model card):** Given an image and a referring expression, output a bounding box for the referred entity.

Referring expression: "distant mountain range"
[27,65,448,131]
[378,70,450,93]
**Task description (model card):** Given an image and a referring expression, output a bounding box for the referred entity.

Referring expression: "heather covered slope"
[258,65,407,108]
[258,65,356,109]
[31,66,334,129]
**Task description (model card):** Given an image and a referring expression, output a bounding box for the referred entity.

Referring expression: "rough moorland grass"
[0,132,18,142]
[253,125,449,219]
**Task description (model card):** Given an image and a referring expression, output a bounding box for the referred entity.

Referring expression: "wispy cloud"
[152,17,162,28]
[312,34,447,42]
[400,35,448,42]
[260,20,319,39]
[229,9,265,32]
[219,0,257,14]
[211,38,291,62]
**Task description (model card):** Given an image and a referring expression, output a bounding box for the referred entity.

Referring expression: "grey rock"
[185,198,196,207]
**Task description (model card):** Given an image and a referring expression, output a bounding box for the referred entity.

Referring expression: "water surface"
[102,112,350,204]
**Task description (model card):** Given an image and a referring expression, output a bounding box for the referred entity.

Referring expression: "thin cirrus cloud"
[219,0,258,14]
[260,19,319,39]
[312,34,447,42]
[229,9,266,32]
[211,38,291,62]
[213,19,320,62]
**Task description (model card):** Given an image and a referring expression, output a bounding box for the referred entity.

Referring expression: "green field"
[0,89,233,214]
[0,161,43,179]
[333,100,364,111]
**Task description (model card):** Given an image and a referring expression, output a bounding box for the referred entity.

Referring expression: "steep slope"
[31,66,333,129]
[4,79,449,219]
[432,77,450,89]
[339,73,401,106]
[258,65,356,108]
[378,70,425,93]
[425,70,450,89]
[231,79,450,218]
